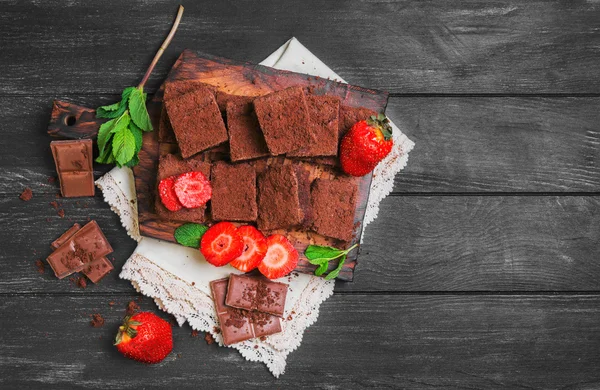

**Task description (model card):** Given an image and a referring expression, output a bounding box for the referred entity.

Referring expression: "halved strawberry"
[200,222,244,266]
[258,234,299,279]
[158,176,183,212]
[174,171,212,209]
[229,226,268,272]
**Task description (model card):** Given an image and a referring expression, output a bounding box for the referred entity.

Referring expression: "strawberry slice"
[158,176,183,212]
[229,226,268,272]
[200,222,244,266]
[258,234,299,279]
[173,171,212,209]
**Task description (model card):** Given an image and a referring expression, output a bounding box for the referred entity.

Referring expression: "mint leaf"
[96,141,114,164]
[175,223,209,248]
[305,245,345,264]
[314,262,329,277]
[112,122,136,167]
[96,118,118,158]
[129,121,143,153]
[129,88,153,131]
[124,155,139,168]
[96,87,136,119]
[325,254,346,280]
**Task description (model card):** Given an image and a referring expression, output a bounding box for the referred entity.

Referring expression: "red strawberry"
[258,234,299,279]
[174,171,212,209]
[340,113,393,177]
[229,225,268,272]
[115,312,173,364]
[158,176,183,212]
[200,222,244,266]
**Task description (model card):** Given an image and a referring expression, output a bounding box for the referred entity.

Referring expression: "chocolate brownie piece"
[226,100,270,162]
[339,105,378,139]
[289,95,340,157]
[253,86,314,155]
[211,161,257,222]
[164,86,228,158]
[309,176,359,242]
[257,165,303,230]
[215,91,253,114]
[163,80,217,101]
[158,107,177,143]
[155,153,211,222]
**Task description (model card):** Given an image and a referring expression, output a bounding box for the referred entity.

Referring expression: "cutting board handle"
[47,100,102,140]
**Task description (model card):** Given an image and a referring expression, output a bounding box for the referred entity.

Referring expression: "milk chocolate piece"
[225,274,288,317]
[50,139,95,197]
[210,278,282,346]
[46,220,113,279]
[50,223,82,250]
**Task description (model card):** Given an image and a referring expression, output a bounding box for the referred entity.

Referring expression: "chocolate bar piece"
[50,139,95,197]
[210,278,282,346]
[225,274,288,317]
[50,223,113,283]
[46,220,113,279]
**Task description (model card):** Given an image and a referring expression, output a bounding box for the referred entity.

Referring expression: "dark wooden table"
[1,1,599,388]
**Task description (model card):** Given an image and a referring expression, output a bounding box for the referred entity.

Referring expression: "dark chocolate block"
[339,105,378,139]
[210,278,282,346]
[225,274,288,317]
[226,100,270,162]
[210,162,257,222]
[164,86,228,158]
[46,220,113,279]
[253,86,314,155]
[50,139,95,197]
[288,95,340,157]
[310,176,359,242]
[155,153,211,223]
[158,107,177,143]
[257,165,303,231]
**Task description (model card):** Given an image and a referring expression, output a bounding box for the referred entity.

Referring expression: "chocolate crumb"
[204,333,215,345]
[48,176,56,184]
[45,217,51,222]
[254,345,259,349]
[108,301,115,307]
[34,259,45,274]
[259,336,266,341]
[126,301,140,315]
[213,326,221,334]
[76,276,87,289]
[49,201,59,210]
[287,315,293,321]
[191,281,195,286]
[90,313,105,327]
[177,353,182,358]
[191,330,199,338]
[19,188,33,201]
[57,209,65,218]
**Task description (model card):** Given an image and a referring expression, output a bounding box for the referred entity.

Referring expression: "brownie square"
[288,95,340,157]
[163,80,217,101]
[339,105,378,139]
[158,107,176,143]
[211,161,257,222]
[226,100,270,162]
[257,165,303,230]
[215,91,254,114]
[154,153,211,222]
[309,176,359,242]
[164,86,228,158]
[253,86,314,155]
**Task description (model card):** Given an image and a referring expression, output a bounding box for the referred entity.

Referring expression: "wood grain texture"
[1,294,599,389]
[2,195,598,293]
[2,0,600,94]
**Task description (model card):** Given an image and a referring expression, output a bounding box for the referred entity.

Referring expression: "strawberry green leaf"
[174,223,209,248]
[129,87,153,131]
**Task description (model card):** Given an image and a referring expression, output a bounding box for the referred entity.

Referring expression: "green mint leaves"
[305,243,358,280]
[95,86,153,167]
[174,223,209,248]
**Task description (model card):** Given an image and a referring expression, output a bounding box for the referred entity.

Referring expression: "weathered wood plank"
[2,195,599,293]
[1,294,599,388]
[2,0,600,94]
[1,95,600,196]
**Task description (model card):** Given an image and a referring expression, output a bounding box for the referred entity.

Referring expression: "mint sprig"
[174,223,209,248]
[305,243,358,280]
[94,5,184,168]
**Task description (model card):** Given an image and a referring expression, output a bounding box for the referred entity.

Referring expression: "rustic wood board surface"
[1,1,599,388]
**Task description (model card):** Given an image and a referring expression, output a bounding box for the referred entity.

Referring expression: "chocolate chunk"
[50,223,82,250]
[339,105,378,140]
[288,95,340,157]
[226,99,270,162]
[257,164,302,231]
[210,162,257,222]
[50,139,94,197]
[310,176,359,242]
[164,86,228,158]
[253,86,314,155]
[154,153,211,222]
[225,274,288,317]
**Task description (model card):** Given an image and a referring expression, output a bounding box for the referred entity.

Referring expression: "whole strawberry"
[115,312,173,364]
[340,114,393,177]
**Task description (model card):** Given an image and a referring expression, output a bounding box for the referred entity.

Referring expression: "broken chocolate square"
[225,274,288,317]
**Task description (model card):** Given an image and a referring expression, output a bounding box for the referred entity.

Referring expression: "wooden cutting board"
[48,50,389,281]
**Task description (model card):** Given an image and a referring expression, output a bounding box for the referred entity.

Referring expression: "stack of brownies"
[155,80,380,243]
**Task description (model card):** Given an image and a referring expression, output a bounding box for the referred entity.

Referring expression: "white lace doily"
[95,38,413,377]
